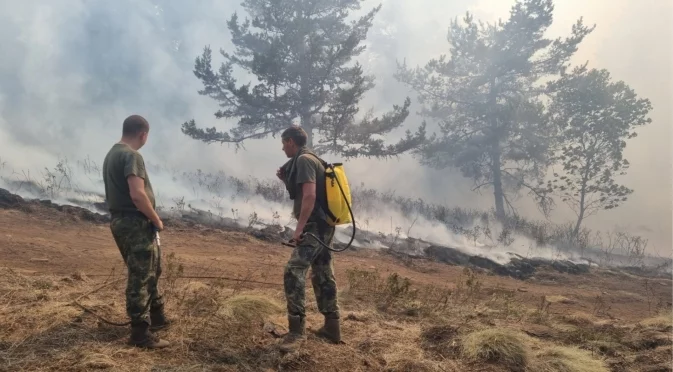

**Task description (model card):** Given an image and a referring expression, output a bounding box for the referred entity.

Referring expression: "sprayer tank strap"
[302,153,338,223]
[307,218,329,239]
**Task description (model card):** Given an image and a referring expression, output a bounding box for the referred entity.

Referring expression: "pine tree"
[182,0,425,157]
[396,0,594,218]
[546,65,652,236]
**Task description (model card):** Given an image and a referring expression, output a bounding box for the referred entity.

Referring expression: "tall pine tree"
[396,0,594,218]
[182,0,425,157]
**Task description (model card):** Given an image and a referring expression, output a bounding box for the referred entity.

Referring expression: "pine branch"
[181,120,280,145]
[182,0,423,158]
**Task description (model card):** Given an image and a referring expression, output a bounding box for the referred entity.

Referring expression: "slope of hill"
[0,189,671,371]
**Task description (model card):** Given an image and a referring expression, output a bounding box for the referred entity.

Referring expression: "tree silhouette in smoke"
[181,0,426,158]
[546,65,652,236]
[396,0,594,219]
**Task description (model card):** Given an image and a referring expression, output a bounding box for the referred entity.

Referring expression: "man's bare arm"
[295,182,316,236]
[128,175,163,230]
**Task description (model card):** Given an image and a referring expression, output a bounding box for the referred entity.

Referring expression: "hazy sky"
[0,0,670,252]
[469,0,672,253]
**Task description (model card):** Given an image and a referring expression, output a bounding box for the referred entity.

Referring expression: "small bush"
[532,346,608,372]
[345,269,414,310]
[461,328,529,371]
[218,294,282,323]
[639,313,673,331]
[454,267,483,303]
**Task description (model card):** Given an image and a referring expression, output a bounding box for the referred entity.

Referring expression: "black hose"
[301,164,356,253]
[72,278,153,327]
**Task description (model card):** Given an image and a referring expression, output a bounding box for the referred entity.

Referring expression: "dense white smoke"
[0,0,670,258]
[0,156,578,267]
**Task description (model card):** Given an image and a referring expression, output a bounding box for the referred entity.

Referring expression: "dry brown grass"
[556,311,596,328]
[529,346,608,372]
[583,340,625,357]
[461,328,530,371]
[638,312,673,331]
[347,316,429,367]
[0,266,290,371]
[546,295,573,304]
[561,323,627,348]
[622,328,673,351]
[419,323,462,360]
[0,263,670,372]
[218,294,283,322]
[342,268,455,316]
[384,358,443,371]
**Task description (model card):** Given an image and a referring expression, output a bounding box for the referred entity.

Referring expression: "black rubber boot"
[150,306,171,331]
[129,320,170,349]
[279,315,306,353]
[316,317,341,344]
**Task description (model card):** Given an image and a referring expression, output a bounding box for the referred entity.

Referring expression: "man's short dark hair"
[122,115,150,136]
[281,125,308,147]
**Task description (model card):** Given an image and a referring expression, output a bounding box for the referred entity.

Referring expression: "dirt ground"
[0,205,672,372]
[1,208,670,323]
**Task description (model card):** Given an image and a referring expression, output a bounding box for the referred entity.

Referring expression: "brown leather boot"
[315,317,341,344]
[129,320,170,349]
[278,315,306,353]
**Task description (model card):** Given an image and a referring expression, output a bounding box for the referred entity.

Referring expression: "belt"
[110,210,148,219]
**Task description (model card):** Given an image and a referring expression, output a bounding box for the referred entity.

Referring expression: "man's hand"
[128,175,163,229]
[291,229,303,243]
[153,219,164,231]
[276,167,284,180]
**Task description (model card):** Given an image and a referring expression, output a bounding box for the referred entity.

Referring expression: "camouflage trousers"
[284,221,340,319]
[110,215,164,324]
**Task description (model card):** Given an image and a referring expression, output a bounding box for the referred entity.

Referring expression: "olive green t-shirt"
[292,154,326,221]
[102,143,155,212]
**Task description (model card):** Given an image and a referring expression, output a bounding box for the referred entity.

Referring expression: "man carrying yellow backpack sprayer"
[275,125,355,353]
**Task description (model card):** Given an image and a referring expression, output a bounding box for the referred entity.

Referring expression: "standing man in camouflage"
[276,125,341,352]
[102,115,170,349]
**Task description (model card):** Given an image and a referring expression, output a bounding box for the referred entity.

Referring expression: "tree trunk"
[573,205,585,238]
[300,113,313,148]
[573,170,590,237]
[299,60,312,147]
[491,150,506,220]
[487,77,505,220]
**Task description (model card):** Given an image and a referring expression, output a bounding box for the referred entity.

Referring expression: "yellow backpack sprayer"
[285,155,356,252]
